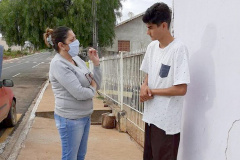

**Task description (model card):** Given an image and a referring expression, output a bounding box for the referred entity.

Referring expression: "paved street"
[1,52,53,114]
[0,52,53,142]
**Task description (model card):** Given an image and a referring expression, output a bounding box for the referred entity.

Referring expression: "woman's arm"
[93,65,102,90]
[52,60,96,100]
[88,48,102,90]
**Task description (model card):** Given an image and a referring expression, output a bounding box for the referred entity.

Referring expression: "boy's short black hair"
[142,2,171,29]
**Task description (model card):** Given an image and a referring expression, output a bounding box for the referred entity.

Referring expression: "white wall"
[174,1,240,160]
[0,37,9,50]
[0,37,21,51]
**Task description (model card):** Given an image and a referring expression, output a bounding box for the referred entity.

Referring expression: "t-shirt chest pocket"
[159,63,171,78]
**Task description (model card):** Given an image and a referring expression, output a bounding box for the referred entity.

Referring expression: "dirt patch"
[3,55,23,60]
[3,57,10,60]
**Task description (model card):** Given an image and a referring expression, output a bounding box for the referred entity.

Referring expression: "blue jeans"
[54,113,91,160]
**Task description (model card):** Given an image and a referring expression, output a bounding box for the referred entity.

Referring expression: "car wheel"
[3,100,17,127]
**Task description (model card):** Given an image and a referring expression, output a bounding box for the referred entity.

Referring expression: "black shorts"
[143,123,180,160]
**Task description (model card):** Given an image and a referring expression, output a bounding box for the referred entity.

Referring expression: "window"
[118,40,130,52]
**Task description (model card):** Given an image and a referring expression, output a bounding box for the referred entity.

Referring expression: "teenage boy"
[140,3,190,160]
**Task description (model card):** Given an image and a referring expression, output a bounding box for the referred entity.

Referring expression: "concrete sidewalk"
[16,83,143,160]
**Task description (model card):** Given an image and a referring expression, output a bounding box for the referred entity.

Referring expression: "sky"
[118,0,172,23]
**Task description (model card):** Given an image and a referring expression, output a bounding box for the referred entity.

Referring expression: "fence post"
[102,57,106,96]
[120,52,123,111]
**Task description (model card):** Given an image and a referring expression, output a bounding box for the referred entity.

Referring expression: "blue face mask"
[68,39,80,57]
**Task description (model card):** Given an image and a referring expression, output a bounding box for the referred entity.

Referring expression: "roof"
[116,12,144,27]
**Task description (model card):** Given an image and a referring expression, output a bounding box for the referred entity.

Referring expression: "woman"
[43,26,101,160]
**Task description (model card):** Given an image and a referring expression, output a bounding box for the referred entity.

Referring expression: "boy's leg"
[143,123,153,160]
[150,124,180,160]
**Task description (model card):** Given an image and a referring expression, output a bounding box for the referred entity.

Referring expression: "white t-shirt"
[140,39,190,135]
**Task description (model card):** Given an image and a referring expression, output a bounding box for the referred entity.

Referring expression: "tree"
[20,0,66,49]
[62,0,93,47]
[0,0,122,49]
[97,0,122,47]
[0,0,25,47]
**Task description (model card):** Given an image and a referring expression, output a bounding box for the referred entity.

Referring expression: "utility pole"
[92,0,98,53]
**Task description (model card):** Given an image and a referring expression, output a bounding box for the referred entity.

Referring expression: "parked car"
[0,79,17,127]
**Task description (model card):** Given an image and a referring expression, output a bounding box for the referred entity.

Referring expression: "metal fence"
[89,49,147,132]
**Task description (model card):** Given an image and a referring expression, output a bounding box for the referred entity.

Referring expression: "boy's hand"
[140,83,153,102]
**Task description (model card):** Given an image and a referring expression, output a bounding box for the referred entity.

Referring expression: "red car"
[0,45,17,127]
[0,79,17,127]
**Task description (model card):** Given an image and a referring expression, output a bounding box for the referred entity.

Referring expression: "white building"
[105,11,174,55]
[174,1,240,160]
[105,13,152,54]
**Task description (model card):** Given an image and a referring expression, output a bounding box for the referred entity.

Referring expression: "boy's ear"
[162,22,169,29]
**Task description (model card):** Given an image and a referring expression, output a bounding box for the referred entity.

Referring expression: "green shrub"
[3,50,31,59]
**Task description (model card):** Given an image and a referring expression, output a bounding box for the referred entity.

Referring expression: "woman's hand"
[91,79,97,90]
[88,48,100,66]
